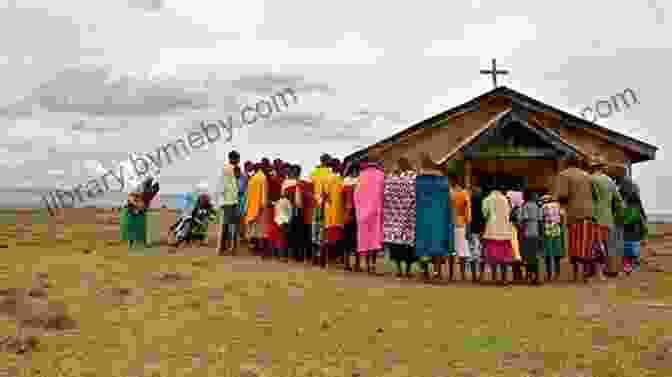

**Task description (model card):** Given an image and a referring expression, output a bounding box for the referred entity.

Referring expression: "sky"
[0,0,670,213]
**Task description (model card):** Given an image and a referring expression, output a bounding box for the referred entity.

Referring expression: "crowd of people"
[121,149,649,286]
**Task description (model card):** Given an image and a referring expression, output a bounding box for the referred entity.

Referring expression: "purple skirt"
[483,239,514,265]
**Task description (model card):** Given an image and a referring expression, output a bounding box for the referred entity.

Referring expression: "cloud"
[424,16,537,58]
[230,73,335,95]
[0,66,214,117]
[128,0,164,11]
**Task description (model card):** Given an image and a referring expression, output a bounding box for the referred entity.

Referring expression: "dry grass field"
[1,209,672,377]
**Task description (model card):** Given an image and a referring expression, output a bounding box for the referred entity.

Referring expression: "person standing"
[450,176,472,281]
[589,160,625,279]
[553,159,596,283]
[321,158,346,268]
[615,175,648,274]
[310,154,333,265]
[520,191,544,285]
[482,179,515,285]
[507,187,525,281]
[300,175,316,265]
[384,157,418,278]
[245,163,269,259]
[469,184,486,282]
[342,162,360,271]
[354,159,386,274]
[541,194,565,281]
[216,151,241,256]
[414,153,454,281]
[281,165,303,262]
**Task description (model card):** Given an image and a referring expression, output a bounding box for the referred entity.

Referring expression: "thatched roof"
[344,86,658,166]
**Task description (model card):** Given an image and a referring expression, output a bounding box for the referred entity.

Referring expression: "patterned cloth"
[568,219,598,260]
[383,175,416,246]
[466,233,483,263]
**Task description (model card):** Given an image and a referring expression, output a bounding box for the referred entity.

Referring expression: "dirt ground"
[1,209,672,377]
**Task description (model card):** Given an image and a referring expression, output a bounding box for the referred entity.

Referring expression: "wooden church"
[343,63,657,191]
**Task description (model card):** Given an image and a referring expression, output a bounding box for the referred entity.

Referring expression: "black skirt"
[288,208,305,251]
[342,220,358,255]
[388,243,418,263]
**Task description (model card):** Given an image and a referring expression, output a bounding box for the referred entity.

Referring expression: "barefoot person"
[384,157,418,278]
[415,153,454,281]
[321,158,346,268]
[342,162,360,271]
[451,175,471,281]
[553,159,596,283]
[482,179,514,285]
[354,159,386,274]
[520,190,543,285]
[615,175,648,275]
[469,184,486,282]
[216,150,241,256]
[589,159,625,279]
[542,194,565,281]
[245,163,269,260]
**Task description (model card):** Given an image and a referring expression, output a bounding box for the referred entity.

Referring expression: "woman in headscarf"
[321,158,345,268]
[245,163,269,258]
[384,157,418,278]
[354,158,386,274]
[482,177,515,285]
[589,159,625,280]
[414,153,454,281]
[615,175,648,274]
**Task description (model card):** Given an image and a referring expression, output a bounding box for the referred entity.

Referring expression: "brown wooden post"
[464,159,472,189]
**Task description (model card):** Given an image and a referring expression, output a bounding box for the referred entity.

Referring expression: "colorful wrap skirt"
[483,239,514,265]
[568,219,598,261]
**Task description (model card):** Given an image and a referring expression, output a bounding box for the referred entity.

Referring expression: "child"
[274,192,294,262]
[542,194,565,281]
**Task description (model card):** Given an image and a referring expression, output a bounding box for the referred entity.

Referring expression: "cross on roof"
[480,58,509,89]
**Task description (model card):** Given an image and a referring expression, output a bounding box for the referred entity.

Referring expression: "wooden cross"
[480,58,509,88]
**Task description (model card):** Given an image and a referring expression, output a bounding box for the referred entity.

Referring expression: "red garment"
[568,220,598,259]
[267,175,283,203]
[300,180,314,225]
[266,176,285,245]
[282,179,300,207]
[342,184,355,224]
[594,224,609,242]
[324,226,343,243]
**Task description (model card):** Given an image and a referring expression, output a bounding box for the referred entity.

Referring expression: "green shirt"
[219,164,240,206]
[591,173,624,225]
